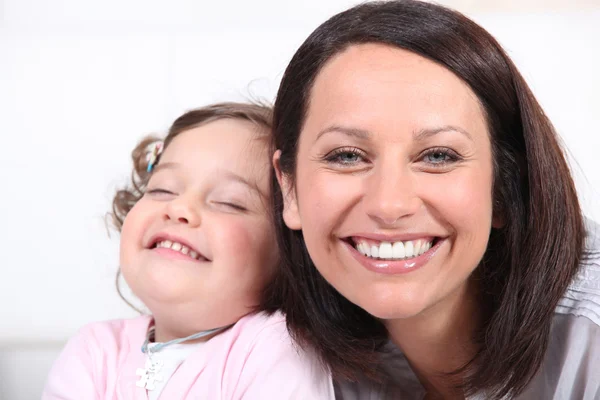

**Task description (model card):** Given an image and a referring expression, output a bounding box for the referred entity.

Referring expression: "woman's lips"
[343,237,444,275]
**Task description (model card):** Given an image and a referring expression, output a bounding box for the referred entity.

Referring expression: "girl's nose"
[164,195,201,227]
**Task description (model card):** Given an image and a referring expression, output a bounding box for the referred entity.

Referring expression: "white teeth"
[392,241,405,258]
[155,240,201,260]
[414,241,421,256]
[379,242,393,259]
[355,239,434,260]
[371,245,379,258]
[405,241,414,258]
[357,243,365,255]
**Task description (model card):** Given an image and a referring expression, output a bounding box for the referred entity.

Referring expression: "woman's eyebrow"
[315,124,473,142]
[413,125,473,142]
[316,125,371,142]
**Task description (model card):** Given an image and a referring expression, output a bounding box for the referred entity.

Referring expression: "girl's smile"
[148,233,209,262]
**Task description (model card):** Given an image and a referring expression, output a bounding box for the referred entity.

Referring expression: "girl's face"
[277,43,497,321]
[120,119,277,338]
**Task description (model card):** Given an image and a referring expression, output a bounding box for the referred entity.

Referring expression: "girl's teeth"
[156,240,200,260]
[355,239,433,260]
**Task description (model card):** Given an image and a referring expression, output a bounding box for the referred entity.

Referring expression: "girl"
[43,102,334,399]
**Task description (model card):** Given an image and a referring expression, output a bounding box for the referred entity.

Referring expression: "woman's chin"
[354,293,429,321]
[369,307,425,321]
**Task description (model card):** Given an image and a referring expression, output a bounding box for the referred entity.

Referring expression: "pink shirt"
[42,312,334,400]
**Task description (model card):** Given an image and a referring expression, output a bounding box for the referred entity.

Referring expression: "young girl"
[42,102,334,399]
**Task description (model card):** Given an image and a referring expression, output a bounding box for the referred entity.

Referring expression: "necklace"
[135,324,231,390]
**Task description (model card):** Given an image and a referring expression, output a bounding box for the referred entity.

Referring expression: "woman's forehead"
[303,43,487,140]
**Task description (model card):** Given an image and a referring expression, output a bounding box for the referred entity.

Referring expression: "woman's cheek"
[426,170,494,256]
[303,172,362,221]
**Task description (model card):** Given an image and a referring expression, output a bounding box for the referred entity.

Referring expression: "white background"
[1,0,599,398]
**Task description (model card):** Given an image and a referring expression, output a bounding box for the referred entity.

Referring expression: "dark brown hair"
[110,102,272,308]
[262,1,586,398]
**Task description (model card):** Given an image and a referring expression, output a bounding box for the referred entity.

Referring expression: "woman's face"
[277,43,496,320]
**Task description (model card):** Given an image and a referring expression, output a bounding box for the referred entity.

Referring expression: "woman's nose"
[364,165,421,226]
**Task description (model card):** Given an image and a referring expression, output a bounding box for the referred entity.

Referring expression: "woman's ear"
[273,150,302,230]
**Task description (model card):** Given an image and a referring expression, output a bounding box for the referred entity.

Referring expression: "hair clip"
[146,141,164,173]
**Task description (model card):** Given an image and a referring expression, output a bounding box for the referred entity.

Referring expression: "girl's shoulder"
[74,315,153,352]
[219,311,292,353]
[42,316,152,399]
[232,310,286,334]
[213,311,335,399]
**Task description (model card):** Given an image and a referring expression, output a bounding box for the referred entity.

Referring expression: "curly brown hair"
[110,102,273,310]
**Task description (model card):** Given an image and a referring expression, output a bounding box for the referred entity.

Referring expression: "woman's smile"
[343,235,446,275]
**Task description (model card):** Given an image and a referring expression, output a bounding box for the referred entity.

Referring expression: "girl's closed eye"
[216,201,247,212]
[147,188,176,197]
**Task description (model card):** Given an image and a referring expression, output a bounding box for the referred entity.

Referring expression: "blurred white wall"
[1,0,599,398]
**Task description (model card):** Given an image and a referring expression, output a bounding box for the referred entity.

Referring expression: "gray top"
[335,219,600,400]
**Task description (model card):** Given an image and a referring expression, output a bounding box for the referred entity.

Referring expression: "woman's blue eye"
[422,148,460,166]
[338,152,360,163]
[324,147,366,165]
[426,151,450,163]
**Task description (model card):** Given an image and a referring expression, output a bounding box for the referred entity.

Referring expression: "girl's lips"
[147,232,209,261]
[343,237,445,275]
[151,246,208,263]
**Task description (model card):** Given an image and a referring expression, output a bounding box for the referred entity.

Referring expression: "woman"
[264,1,600,399]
